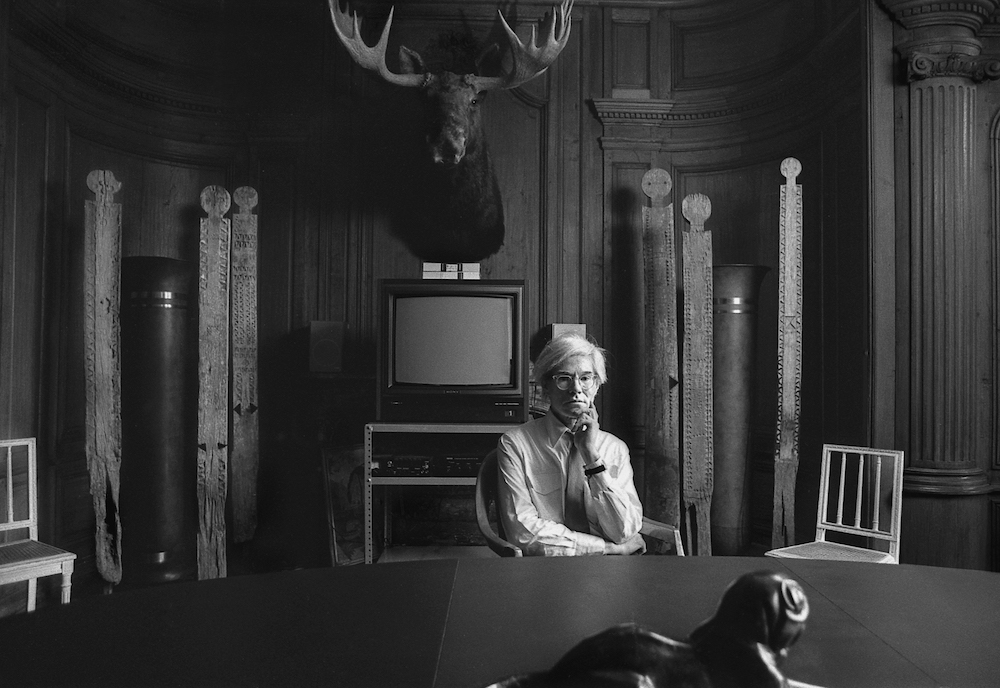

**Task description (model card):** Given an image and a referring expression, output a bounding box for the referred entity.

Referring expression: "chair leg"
[61,561,74,604]
[26,578,37,613]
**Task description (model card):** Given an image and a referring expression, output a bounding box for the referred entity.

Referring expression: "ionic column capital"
[907,51,1000,81]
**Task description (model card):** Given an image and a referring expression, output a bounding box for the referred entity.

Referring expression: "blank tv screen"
[394,295,512,386]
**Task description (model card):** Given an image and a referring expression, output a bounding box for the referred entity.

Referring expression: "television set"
[377,279,527,423]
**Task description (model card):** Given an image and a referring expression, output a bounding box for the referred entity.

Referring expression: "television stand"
[364,422,521,563]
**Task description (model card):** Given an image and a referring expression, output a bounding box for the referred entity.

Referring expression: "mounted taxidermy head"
[328,0,574,262]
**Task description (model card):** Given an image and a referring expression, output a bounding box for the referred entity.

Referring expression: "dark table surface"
[1,556,998,687]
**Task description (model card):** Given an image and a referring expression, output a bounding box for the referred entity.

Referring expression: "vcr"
[371,454,483,477]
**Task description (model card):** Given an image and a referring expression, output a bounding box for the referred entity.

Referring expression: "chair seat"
[0,540,77,582]
[765,540,895,564]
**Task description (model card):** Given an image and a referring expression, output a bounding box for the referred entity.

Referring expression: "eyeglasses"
[550,373,598,391]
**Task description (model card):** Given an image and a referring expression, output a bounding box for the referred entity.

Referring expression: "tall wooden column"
[884,0,999,567]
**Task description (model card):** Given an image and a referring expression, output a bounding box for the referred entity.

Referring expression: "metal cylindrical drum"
[711,264,769,555]
[120,257,196,585]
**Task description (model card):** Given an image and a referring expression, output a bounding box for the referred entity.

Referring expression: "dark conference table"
[0,555,998,687]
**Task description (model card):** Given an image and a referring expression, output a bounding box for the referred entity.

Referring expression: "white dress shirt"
[496,411,643,556]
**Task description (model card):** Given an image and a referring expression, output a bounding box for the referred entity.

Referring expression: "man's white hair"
[533,333,608,386]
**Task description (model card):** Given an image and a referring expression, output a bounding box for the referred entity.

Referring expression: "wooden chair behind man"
[475,449,685,557]
[0,438,77,613]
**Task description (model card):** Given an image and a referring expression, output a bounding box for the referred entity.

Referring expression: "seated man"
[497,333,646,556]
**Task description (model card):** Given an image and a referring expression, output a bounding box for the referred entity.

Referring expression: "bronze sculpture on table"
[487,570,819,688]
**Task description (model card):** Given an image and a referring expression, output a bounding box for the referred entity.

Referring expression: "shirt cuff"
[575,532,609,555]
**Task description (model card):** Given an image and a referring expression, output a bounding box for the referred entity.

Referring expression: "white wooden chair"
[766,444,905,564]
[0,438,76,612]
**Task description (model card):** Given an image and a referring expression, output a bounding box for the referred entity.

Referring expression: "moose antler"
[469,0,574,91]
[329,0,573,91]
[327,0,425,87]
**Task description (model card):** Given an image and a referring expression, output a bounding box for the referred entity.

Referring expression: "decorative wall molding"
[592,98,674,124]
[593,4,859,145]
[884,0,1000,58]
[598,137,664,152]
[985,8,1000,30]
[592,88,814,129]
[664,94,786,123]
[592,76,847,138]
[882,0,998,31]
[904,468,992,495]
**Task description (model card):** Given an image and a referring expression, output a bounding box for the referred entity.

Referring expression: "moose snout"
[430,134,467,166]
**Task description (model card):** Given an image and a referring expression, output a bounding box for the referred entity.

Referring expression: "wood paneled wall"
[1,0,327,587]
[1,0,893,593]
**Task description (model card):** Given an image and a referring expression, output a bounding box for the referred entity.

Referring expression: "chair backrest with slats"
[816,444,904,560]
[0,438,37,541]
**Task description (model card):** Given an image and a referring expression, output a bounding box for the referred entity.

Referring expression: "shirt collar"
[542,409,573,447]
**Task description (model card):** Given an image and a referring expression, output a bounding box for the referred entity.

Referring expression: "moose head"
[328,0,574,262]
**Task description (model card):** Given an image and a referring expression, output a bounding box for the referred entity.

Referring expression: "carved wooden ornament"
[83,170,124,584]
[773,158,804,549]
[230,187,259,544]
[681,193,714,556]
[641,169,681,531]
[197,186,232,579]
